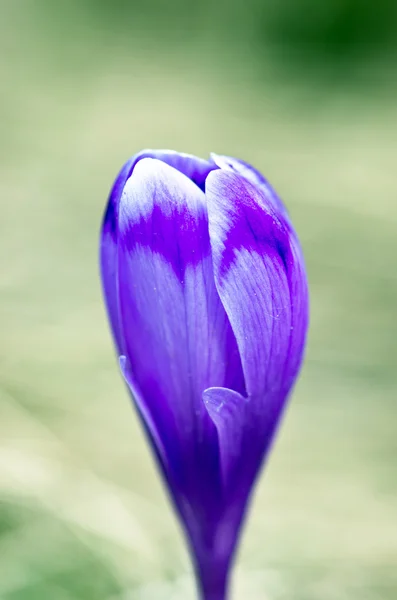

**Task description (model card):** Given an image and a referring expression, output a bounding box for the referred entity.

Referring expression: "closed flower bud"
[100,150,309,600]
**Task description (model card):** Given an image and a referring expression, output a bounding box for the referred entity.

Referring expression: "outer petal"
[206,169,309,497]
[116,158,245,540]
[100,150,217,352]
[206,168,308,399]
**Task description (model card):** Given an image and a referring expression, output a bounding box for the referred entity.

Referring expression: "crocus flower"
[100,149,309,600]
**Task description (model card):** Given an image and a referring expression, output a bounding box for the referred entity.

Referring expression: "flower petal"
[206,169,308,401]
[100,150,217,352]
[116,158,245,537]
[205,168,308,541]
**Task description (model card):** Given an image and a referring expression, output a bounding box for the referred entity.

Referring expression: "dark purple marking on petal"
[218,197,290,280]
[120,198,210,275]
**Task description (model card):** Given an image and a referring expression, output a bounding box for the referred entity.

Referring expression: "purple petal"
[116,158,245,541]
[206,168,308,399]
[100,150,217,352]
[206,169,309,499]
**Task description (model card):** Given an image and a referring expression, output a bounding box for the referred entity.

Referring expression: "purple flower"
[100,150,309,600]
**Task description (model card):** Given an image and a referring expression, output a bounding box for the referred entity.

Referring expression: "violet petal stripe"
[116,158,245,524]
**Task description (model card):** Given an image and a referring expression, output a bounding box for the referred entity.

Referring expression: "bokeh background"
[1,0,397,598]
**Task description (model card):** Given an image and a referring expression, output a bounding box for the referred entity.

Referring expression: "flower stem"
[195,560,229,600]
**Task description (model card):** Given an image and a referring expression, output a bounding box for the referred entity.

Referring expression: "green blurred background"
[1,0,397,598]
